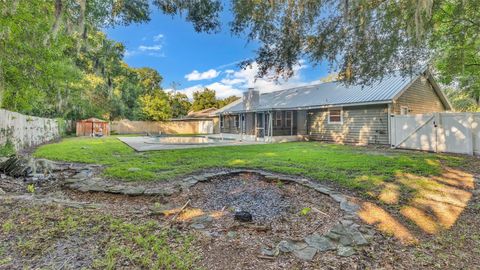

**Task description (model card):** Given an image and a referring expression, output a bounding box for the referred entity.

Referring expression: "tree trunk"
[43,0,64,46]
[77,0,87,53]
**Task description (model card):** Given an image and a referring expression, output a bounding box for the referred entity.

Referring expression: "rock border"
[65,168,373,259]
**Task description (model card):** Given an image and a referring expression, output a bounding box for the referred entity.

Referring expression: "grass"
[8,137,480,267]
[34,136,464,191]
[0,141,15,157]
[0,205,198,270]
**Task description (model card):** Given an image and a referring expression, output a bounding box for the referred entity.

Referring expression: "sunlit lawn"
[34,136,478,244]
[35,136,463,191]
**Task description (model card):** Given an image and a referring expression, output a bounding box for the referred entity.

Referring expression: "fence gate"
[390,113,480,156]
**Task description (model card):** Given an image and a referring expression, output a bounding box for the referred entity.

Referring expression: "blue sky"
[105,6,332,99]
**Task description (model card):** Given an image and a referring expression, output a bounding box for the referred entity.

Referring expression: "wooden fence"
[390,112,480,156]
[0,109,67,150]
[111,119,218,135]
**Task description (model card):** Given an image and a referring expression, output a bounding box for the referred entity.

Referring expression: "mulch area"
[1,156,480,269]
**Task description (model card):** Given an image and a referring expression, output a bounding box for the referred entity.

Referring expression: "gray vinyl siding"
[393,77,446,114]
[308,105,389,145]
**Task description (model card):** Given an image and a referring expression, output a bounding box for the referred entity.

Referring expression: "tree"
[431,1,480,110]
[43,0,222,47]
[139,89,172,121]
[136,68,163,95]
[0,1,176,121]
[217,95,240,108]
[228,0,480,110]
[168,92,191,118]
[192,88,218,111]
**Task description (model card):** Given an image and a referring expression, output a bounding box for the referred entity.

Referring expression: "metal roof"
[217,72,423,113]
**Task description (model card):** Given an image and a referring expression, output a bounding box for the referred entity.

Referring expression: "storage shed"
[76,118,110,137]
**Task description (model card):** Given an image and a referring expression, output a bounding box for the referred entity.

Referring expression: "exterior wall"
[308,105,389,145]
[393,76,446,114]
[245,113,255,135]
[111,119,215,134]
[220,113,256,135]
[212,118,220,134]
[296,110,308,135]
[0,109,66,151]
[76,122,110,136]
[220,114,241,134]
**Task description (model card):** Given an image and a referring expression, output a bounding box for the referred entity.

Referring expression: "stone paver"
[59,164,371,259]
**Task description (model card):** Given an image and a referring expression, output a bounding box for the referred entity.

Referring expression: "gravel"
[190,173,292,222]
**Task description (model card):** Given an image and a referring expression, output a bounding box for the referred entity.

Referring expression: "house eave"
[218,100,392,114]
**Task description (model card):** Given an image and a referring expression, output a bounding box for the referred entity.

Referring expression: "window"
[234,115,240,128]
[400,106,409,115]
[220,115,224,128]
[275,111,282,126]
[285,111,292,127]
[328,108,343,124]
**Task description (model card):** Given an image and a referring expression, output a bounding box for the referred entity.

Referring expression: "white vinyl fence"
[390,112,480,156]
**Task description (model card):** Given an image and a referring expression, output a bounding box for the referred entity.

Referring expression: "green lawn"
[34,136,463,191]
[30,136,480,247]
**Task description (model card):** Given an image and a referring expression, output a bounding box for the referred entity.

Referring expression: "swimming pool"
[146,135,233,145]
[117,135,252,151]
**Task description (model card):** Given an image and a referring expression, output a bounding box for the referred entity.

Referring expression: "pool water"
[146,136,228,145]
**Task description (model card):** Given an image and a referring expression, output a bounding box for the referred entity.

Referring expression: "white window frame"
[400,106,409,115]
[220,115,224,128]
[328,108,343,124]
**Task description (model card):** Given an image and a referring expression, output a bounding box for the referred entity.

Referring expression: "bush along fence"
[0,109,69,152]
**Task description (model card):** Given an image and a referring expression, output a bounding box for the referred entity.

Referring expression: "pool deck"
[118,136,265,152]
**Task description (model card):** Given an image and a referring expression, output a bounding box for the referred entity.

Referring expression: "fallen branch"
[311,207,329,217]
[170,199,191,222]
[257,255,275,260]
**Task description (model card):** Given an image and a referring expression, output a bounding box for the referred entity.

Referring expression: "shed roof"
[79,117,108,123]
[187,108,218,118]
[217,69,451,113]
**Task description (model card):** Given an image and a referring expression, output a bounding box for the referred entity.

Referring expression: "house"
[186,108,218,118]
[216,68,452,145]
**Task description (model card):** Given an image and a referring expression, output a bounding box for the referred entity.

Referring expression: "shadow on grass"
[358,167,476,244]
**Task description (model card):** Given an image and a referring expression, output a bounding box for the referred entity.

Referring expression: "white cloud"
[217,60,311,92]
[153,34,164,42]
[139,45,163,51]
[124,50,137,58]
[176,60,323,101]
[185,69,220,81]
[123,34,166,59]
[204,82,243,98]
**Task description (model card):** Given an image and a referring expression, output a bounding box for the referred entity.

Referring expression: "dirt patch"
[162,172,346,269]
